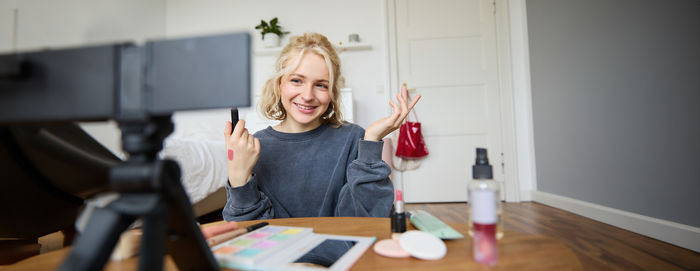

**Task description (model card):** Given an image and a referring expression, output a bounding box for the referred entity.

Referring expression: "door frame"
[505,0,538,201]
[382,0,533,202]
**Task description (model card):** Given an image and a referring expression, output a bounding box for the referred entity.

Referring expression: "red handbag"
[395,96,429,159]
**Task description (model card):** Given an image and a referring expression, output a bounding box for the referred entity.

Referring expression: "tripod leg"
[58,206,135,271]
[160,159,219,270]
[139,200,168,271]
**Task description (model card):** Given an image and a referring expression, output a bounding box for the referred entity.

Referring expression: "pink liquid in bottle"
[473,222,498,265]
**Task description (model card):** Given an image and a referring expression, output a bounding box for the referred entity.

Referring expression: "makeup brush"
[207,222,269,247]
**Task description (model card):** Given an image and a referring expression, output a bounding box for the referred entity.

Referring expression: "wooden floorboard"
[405,202,700,270]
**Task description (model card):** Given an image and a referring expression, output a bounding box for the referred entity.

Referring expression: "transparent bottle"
[467,148,503,240]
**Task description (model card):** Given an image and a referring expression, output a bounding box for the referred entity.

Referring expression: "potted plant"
[255,17,290,48]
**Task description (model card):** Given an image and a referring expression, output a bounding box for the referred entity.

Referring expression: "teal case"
[408,210,464,239]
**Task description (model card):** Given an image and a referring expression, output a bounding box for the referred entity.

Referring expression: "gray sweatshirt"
[222,122,394,221]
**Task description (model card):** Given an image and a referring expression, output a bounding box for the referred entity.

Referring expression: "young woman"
[222,33,420,221]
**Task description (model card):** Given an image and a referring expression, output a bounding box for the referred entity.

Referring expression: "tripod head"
[111,116,175,193]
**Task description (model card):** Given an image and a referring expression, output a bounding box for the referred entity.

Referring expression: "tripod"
[59,115,218,271]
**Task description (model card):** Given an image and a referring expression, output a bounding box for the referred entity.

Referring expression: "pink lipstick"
[391,190,406,239]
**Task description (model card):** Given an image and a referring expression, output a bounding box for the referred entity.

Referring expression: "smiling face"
[277,52,332,132]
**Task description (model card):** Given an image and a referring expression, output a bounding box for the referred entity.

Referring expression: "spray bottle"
[467,148,499,265]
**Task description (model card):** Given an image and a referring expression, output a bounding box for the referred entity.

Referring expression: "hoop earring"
[323,103,334,120]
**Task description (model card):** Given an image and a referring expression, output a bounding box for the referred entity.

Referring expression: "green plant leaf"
[256,17,289,40]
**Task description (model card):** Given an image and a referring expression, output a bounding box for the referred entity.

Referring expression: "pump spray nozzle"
[472,148,493,179]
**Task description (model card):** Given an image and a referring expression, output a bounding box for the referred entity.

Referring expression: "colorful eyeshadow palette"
[212,225,313,268]
[211,225,376,271]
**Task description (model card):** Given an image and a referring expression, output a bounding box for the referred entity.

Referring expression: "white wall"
[0,0,167,158]
[164,0,389,135]
[0,0,14,52]
[11,0,165,51]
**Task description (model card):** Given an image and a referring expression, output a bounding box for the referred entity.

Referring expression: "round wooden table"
[5,217,581,270]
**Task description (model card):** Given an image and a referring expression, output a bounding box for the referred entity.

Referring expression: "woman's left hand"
[364,85,421,141]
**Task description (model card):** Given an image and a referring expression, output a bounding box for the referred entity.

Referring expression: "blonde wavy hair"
[258,32,344,126]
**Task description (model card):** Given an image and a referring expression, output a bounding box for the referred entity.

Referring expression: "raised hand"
[364,85,421,142]
[224,119,261,187]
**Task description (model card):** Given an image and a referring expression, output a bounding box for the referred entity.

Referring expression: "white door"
[394,0,504,202]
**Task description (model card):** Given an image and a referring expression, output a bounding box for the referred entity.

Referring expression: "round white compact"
[398,230,447,260]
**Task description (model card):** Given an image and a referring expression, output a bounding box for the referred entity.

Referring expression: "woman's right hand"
[224,119,261,188]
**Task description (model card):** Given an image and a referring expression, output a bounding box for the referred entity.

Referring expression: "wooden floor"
[406,202,700,270]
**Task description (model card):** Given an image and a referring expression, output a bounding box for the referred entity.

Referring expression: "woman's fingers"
[365,85,423,141]
[400,84,408,99]
[253,137,261,153]
[397,93,407,110]
[388,99,407,127]
[247,133,256,148]
[408,94,422,111]
[389,100,400,117]
[389,101,404,128]
[224,121,232,141]
[228,119,259,153]
[400,86,410,108]
[394,93,410,123]
[231,119,246,139]
[401,86,409,102]
[393,89,422,127]
[398,92,410,115]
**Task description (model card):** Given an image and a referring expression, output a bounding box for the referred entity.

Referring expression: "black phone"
[231,107,239,128]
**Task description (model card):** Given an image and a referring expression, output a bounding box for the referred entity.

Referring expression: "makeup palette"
[211,225,376,270]
[212,225,313,269]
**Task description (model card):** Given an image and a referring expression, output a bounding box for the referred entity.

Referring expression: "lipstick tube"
[391,190,406,239]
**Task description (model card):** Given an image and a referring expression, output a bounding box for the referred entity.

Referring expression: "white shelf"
[254,43,372,56]
[336,43,372,52]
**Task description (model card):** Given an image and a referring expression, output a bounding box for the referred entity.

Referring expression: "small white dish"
[398,230,447,260]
